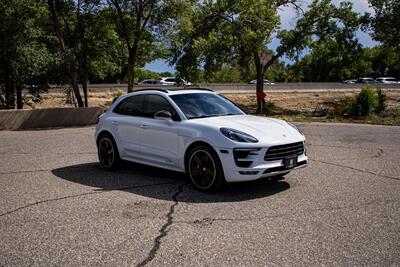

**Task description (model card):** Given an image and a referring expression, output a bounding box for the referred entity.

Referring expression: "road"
[1,123,399,266]
[48,82,400,93]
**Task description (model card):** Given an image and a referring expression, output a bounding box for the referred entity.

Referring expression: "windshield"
[170,93,245,119]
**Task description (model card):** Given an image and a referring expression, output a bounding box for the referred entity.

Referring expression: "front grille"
[264,142,304,161]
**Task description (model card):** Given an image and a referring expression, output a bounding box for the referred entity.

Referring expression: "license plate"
[284,155,298,169]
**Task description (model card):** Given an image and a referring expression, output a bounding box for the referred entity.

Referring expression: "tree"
[0,0,54,109]
[171,0,361,113]
[108,0,175,92]
[47,0,122,107]
[366,0,400,49]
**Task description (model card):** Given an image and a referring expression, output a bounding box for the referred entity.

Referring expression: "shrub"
[356,85,379,116]
[114,88,125,97]
[345,85,380,117]
[376,88,387,113]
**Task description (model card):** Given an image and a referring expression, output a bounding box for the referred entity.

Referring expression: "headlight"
[220,128,258,143]
[287,122,303,135]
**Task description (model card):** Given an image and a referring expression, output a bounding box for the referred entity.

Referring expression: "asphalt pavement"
[0,123,399,266]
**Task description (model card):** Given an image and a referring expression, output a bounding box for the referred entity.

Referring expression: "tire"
[187,145,225,192]
[97,133,120,170]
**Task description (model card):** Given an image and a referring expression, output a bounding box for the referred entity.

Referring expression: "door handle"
[140,124,148,129]
[111,121,119,125]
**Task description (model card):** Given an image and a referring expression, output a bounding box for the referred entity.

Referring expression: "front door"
[140,94,180,169]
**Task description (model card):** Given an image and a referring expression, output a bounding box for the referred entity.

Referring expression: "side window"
[145,95,178,119]
[113,95,145,116]
[166,78,176,83]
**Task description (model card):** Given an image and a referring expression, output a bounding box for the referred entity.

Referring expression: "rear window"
[113,95,145,116]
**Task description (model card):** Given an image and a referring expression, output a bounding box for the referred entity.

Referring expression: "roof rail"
[131,87,215,93]
[187,87,214,92]
[132,88,169,93]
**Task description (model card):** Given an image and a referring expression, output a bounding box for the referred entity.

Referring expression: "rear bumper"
[216,147,308,182]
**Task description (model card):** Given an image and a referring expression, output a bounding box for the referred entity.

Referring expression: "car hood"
[189,115,304,145]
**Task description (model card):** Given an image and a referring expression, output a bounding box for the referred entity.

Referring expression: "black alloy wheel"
[188,145,225,192]
[98,134,120,169]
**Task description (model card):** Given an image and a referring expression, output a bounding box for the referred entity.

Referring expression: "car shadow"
[51,161,290,203]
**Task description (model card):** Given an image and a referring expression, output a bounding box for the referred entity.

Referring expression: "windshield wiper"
[188,115,214,119]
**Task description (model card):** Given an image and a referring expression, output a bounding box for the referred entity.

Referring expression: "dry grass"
[33,90,400,125]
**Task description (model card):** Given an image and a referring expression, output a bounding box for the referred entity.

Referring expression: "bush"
[376,88,387,114]
[114,88,125,97]
[345,85,381,117]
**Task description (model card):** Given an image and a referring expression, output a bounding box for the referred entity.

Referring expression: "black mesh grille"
[264,142,304,161]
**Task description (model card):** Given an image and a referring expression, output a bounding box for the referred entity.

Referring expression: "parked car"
[342,79,357,84]
[138,79,157,85]
[375,77,399,84]
[156,77,192,86]
[95,88,307,192]
[357,77,376,84]
[249,79,274,85]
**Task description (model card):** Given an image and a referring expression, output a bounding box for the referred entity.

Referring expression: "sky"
[145,0,376,73]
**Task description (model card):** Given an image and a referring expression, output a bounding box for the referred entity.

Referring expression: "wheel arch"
[96,130,116,145]
[184,140,220,173]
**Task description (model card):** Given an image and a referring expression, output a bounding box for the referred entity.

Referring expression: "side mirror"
[154,110,172,120]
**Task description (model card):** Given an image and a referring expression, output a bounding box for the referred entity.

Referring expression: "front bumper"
[216,147,308,182]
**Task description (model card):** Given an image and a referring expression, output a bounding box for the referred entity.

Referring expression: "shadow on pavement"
[52,162,290,203]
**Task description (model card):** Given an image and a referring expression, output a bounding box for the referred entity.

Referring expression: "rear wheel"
[187,145,225,192]
[97,134,120,170]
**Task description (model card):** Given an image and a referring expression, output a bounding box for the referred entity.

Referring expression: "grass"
[33,90,400,126]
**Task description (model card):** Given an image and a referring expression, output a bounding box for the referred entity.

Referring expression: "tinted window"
[145,95,177,119]
[113,95,145,116]
[170,93,244,119]
[165,78,176,82]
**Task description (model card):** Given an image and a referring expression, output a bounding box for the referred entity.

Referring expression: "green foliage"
[376,89,387,114]
[114,88,125,97]
[345,85,381,117]
[0,0,55,109]
[366,0,400,49]
[206,65,243,83]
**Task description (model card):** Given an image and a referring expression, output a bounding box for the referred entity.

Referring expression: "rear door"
[112,95,146,161]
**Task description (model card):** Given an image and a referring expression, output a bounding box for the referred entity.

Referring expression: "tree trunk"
[48,0,83,107]
[16,84,23,109]
[254,52,266,114]
[127,49,134,93]
[82,79,88,107]
[127,45,138,93]
[2,53,15,109]
[68,65,84,107]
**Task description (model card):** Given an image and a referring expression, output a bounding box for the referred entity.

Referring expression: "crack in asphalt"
[310,159,400,181]
[174,199,398,226]
[135,182,187,267]
[0,181,177,217]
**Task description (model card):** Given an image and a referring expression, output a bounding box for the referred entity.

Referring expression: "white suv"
[376,77,399,84]
[156,77,191,86]
[95,89,307,192]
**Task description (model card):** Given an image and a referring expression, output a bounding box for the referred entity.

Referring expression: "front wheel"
[187,145,225,192]
[97,134,120,170]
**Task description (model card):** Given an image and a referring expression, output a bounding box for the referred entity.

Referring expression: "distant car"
[138,79,157,85]
[156,77,191,86]
[95,88,307,192]
[342,79,357,84]
[357,77,376,84]
[249,79,274,85]
[375,77,399,84]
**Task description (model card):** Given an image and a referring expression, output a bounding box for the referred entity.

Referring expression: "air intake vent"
[264,142,304,161]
